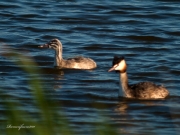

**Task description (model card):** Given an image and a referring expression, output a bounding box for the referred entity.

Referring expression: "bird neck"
[54,48,63,67]
[118,71,131,97]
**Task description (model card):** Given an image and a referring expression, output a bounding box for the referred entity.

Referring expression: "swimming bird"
[39,39,97,69]
[108,56,169,99]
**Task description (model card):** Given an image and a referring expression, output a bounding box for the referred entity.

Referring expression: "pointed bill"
[38,44,49,48]
[108,64,117,72]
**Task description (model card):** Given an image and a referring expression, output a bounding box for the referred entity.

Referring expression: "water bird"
[39,39,97,69]
[108,56,169,99]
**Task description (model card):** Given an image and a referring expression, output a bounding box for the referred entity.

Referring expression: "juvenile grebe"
[108,56,169,99]
[39,39,97,69]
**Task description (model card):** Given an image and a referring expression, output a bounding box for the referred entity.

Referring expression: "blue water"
[0,0,180,134]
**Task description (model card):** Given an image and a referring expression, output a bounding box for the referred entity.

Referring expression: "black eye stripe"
[49,43,58,48]
[50,43,57,45]
[46,39,61,48]
[49,41,57,44]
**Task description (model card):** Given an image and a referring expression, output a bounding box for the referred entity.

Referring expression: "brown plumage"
[39,39,97,69]
[108,56,169,99]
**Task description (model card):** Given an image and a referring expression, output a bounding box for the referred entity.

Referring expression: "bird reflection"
[42,67,65,91]
[115,101,128,114]
[115,97,166,115]
[53,70,64,90]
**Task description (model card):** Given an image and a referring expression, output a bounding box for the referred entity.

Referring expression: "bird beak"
[108,65,117,72]
[38,44,49,48]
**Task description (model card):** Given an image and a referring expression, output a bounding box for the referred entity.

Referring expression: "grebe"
[39,39,97,69]
[108,56,169,99]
